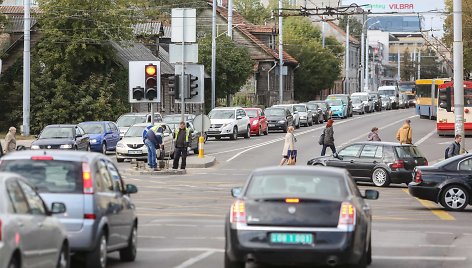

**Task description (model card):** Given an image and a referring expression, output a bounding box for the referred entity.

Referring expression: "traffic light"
[132,86,144,101]
[168,75,181,100]
[187,74,198,99]
[145,64,158,100]
[439,87,452,112]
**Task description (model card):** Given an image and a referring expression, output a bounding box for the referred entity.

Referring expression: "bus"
[398,81,416,107]
[415,79,450,119]
[437,81,472,136]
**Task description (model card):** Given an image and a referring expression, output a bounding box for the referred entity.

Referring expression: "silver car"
[0,172,69,268]
[0,151,139,268]
[293,104,314,127]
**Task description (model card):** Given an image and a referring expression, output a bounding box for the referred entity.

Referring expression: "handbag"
[287,149,297,165]
[318,131,325,145]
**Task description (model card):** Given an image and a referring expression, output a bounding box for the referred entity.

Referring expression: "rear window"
[0,160,83,193]
[246,174,348,199]
[395,146,424,158]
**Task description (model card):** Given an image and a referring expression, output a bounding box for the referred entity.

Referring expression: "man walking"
[144,125,163,171]
[396,119,412,145]
[4,127,16,154]
[446,134,462,159]
[173,121,189,170]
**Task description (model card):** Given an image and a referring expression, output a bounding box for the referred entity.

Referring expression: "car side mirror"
[333,153,342,160]
[164,133,170,137]
[363,189,379,200]
[231,187,242,198]
[126,184,138,194]
[76,134,83,138]
[236,116,242,120]
[50,202,67,214]
[294,111,298,114]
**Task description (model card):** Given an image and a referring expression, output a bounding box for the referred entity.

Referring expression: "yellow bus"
[415,79,451,119]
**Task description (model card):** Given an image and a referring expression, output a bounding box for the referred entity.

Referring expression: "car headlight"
[90,139,98,144]
[31,145,40,150]
[60,144,73,149]
[278,120,286,124]
[222,123,231,128]
[252,120,259,125]
[117,143,125,148]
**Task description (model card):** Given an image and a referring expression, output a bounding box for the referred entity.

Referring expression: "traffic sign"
[193,114,211,133]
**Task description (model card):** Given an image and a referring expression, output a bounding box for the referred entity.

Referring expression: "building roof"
[133,21,163,36]
[326,20,360,45]
[0,5,40,14]
[5,15,37,32]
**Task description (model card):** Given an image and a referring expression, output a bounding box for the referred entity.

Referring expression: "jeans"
[145,139,157,168]
[173,147,188,169]
[321,144,336,156]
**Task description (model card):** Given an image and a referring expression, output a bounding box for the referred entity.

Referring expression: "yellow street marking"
[402,189,455,221]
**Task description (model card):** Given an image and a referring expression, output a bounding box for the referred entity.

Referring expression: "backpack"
[445,143,457,159]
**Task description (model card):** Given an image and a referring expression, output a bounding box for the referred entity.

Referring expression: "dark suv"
[264,107,293,133]
[307,142,428,187]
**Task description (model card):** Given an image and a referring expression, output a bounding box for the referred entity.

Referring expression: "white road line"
[373,256,467,261]
[139,247,224,253]
[415,128,437,145]
[173,250,216,268]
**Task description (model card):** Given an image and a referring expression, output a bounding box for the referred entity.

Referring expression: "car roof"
[44,124,78,128]
[132,122,167,127]
[251,166,350,178]
[212,107,242,110]
[1,150,102,162]
[351,141,415,147]
[80,121,112,124]
[378,86,396,90]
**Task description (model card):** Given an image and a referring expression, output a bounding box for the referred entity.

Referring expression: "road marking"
[373,256,466,261]
[376,243,456,248]
[415,128,437,145]
[139,247,224,253]
[403,189,455,220]
[173,250,216,268]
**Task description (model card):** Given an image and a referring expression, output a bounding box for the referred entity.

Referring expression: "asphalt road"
[104,107,471,268]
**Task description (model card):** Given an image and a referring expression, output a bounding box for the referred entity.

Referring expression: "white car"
[207,107,251,140]
[116,112,163,137]
[351,92,374,113]
[116,122,174,162]
[273,104,301,128]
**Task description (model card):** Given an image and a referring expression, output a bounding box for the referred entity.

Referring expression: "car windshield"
[265,109,285,116]
[306,104,317,110]
[353,95,368,101]
[246,174,348,199]
[79,123,104,134]
[294,105,307,112]
[116,115,147,128]
[407,95,416,100]
[0,160,83,193]
[312,102,326,110]
[209,110,235,119]
[327,100,343,106]
[379,89,395,96]
[245,110,258,118]
[125,126,146,137]
[395,146,424,158]
[163,115,185,123]
[352,98,362,104]
[40,127,74,139]
[381,96,390,101]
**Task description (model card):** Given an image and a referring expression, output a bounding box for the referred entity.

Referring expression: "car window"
[375,146,383,158]
[339,145,362,157]
[18,181,47,215]
[0,160,83,193]
[96,160,114,192]
[111,123,119,132]
[106,161,125,193]
[458,158,472,171]
[80,123,105,134]
[40,127,74,139]
[395,146,424,158]
[105,123,112,133]
[360,145,379,158]
[6,180,30,214]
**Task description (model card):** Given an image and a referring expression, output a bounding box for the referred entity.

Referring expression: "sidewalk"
[121,155,217,176]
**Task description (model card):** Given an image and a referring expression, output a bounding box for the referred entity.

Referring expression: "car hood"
[210,119,234,124]
[298,112,308,116]
[249,118,259,123]
[266,115,286,121]
[330,105,344,110]
[120,137,144,145]
[307,156,333,165]
[88,134,104,140]
[119,127,129,135]
[32,138,75,145]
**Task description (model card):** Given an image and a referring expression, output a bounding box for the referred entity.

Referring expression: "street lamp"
[361,19,380,92]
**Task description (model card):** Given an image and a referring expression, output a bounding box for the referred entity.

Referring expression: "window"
[96,160,114,192]
[360,145,378,158]
[105,123,112,133]
[106,161,125,193]
[459,158,472,171]
[375,146,383,158]
[18,181,46,215]
[6,180,30,214]
[339,145,362,157]
[110,123,119,132]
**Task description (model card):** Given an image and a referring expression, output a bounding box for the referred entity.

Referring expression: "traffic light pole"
[22,0,31,136]
[181,11,186,123]
[453,0,465,152]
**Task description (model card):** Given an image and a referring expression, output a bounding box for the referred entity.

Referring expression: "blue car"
[326,99,347,119]
[78,121,120,154]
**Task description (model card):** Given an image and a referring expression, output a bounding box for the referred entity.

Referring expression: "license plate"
[270,233,313,245]
[128,150,142,155]
[269,124,275,127]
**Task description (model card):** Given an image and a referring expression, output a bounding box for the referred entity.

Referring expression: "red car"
[244,108,268,136]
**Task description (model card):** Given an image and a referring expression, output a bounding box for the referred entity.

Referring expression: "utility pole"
[181,9,186,122]
[360,16,367,92]
[453,0,465,152]
[397,46,400,81]
[22,0,31,136]
[227,0,233,39]
[364,30,369,91]
[211,0,216,109]
[344,16,350,94]
[321,18,325,48]
[417,49,421,79]
[278,0,283,104]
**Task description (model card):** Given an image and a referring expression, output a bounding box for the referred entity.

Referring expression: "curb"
[122,169,186,176]
[185,156,217,168]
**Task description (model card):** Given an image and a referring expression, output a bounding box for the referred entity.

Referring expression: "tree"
[283,17,342,100]
[234,0,271,25]
[419,49,448,79]
[339,15,363,39]
[401,48,414,81]
[198,35,254,107]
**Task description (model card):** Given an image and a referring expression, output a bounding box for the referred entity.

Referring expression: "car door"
[259,109,268,131]
[357,145,383,179]
[105,160,135,247]
[162,124,174,154]
[75,126,87,150]
[286,109,293,126]
[236,109,245,132]
[107,122,120,150]
[186,122,198,149]
[5,179,41,268]
[18,180,60,268]
[326,144,363,175]
[457,158,472,183]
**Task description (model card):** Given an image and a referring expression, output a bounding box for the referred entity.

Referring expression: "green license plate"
[270,233,313,245]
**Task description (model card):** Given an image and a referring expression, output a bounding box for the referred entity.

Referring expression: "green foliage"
[234,0,271,24]
[232,93,254,107]
[338,15,363,39]
[283,17,342,100]
[401,48,414,81]
[419,49,448,79]
[199,35,254,106]
[134,0,208,20]
[444,0,472,72]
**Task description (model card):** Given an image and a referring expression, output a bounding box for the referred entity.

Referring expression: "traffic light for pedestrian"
[168,75,181,100]
[145,64,158,100]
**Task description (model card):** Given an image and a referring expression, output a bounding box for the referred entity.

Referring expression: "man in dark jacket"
[145,126,163,171]
[446,134,462,159]
[173,122,190,170]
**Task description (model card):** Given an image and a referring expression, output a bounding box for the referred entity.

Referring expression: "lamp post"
[361,19,380,92]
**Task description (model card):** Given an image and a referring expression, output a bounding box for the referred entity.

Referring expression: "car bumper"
[207,128,233,137]
[226,225,363,266]
[331,111,345,118]
[90,143,103,152]
[408,183,439,203]
[267,123,286,130]
[352,108,363,113]
[389,170,415,184]
[116,147,147,160]
[68,219,99,252]
[250,125,260,134]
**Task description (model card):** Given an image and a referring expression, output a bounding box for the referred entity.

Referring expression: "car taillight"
[31,156,53,161]
[338,202,356,229]
[82,162,93,194]
[84,214,96,219]
[230,200,246,224]
[390,160,405,170]
[415,170,423,183]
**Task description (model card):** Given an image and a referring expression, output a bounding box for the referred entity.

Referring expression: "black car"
[305,102,323,124]
[409,153,472,211]
[31,124,90,151]
[264,107,293,133]
[307,142,428,187]
[309,101,331,122]
[368,93,382,112]
[225,166,379,268]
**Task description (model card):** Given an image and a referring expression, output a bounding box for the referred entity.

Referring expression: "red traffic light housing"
[145,64,158,100]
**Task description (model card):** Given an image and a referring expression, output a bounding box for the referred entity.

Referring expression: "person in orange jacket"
[396,119,412,144]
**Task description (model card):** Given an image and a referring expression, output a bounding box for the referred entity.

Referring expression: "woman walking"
[367,127,381,141]
[280,126,297,165]
[321,119,336,156]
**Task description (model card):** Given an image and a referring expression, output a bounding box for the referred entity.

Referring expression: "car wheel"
[117,158,124,163]
[353,243,368,268]
[257,126,262,136]
[244,126,250,139]
[86,144,91,151]
[440,185,469,211]
[314,118,319,125]
[367,238,372,265]
[8,256,20,268]
[283,124,288,133]
[193,148,199,154]
[120,224,137,262]
[101,143,107,154]
[372,168,391,187]
[85,232,107,268]
[224,253,244,268]
[57,242,70,268]
[230,127,238,140]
